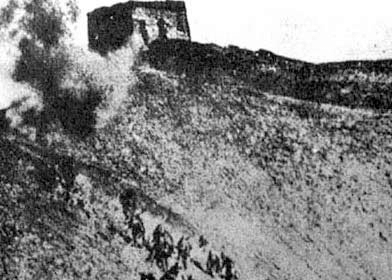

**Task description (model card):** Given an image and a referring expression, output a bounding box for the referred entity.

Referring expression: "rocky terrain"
[1,38,392,279]
[1,2,392,279]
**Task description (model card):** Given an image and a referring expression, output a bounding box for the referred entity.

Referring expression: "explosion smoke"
[0,0,139,137]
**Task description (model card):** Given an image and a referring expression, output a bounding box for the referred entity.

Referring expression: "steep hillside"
[146,40,392,110]
[2,42,392,280]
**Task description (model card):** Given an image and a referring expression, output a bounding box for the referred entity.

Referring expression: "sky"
[1,0,392,109]
[73,0,392,63]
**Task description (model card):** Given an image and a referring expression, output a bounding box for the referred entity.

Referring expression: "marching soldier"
[206,250,221,276]
[160,262,179,280]
[206,250,213,276]
[147,225,163,262]
[120,189,137,221]
[153,225,164,245]
[177,236,192,269]
[221,253,238,280]
[160,228,174,271]
[148,225,174,272]
[131,213,145,248]
[198,235,208,248]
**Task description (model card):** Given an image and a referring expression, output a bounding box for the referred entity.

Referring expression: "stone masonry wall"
[88,1,191,55]
[132,7,190,44]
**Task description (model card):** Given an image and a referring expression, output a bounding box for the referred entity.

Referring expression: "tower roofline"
[88,1,187,16]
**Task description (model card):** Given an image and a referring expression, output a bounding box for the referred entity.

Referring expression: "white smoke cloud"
[0,0,75,127]
[0,0,139,133]
[0,41,41,110]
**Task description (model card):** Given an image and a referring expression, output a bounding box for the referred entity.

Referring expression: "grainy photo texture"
[0,1,391,279]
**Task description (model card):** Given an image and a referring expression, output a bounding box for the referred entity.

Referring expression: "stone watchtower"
[87,1,191,55]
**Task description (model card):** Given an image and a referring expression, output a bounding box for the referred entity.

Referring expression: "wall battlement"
[88,1,191,55]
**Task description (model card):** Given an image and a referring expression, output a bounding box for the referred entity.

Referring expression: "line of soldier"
[121,206,238,279]
[206,251,239,280]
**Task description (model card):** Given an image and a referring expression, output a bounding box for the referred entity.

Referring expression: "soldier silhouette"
[157,18,168,40]
[160,262,179,280]
[131,213,145,247]
[148,225,174,271]
[177,236,192,269]
[221,253,238,280]
[207,250,221,276]
[139,20,149,45]
[160,229,174,271]
[147,225,163,262]
[198,235,208,248]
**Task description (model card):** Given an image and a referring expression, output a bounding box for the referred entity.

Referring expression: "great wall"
[88,1,191,55]
[1,1,392,279]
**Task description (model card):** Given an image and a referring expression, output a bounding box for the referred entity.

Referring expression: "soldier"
[160,262,179,280]
[148,225,174,272]
[157,18,168,40]
[147,225,164,262]
[206,250,221,276]
[131,213,145,248]
[206,250,213,276]
[177,236,192,269]
[221,253,238,280]
[160,229,174,271]
[153,225,164,244]
[198,235,208,248]
[120,189,137,221]
[139,20,149,46]
[214,252,222,275]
